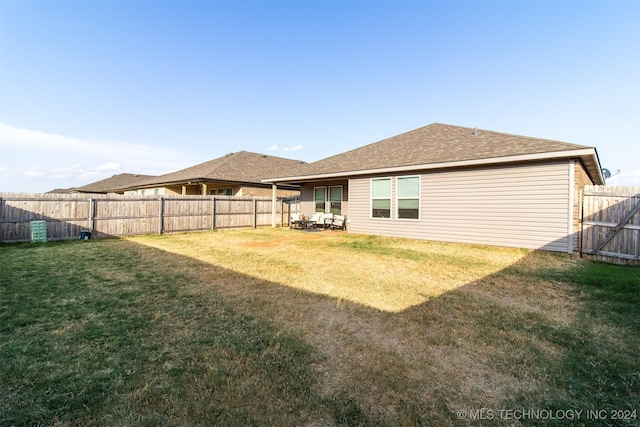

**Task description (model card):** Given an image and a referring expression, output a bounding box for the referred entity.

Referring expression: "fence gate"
[581,185,640,264]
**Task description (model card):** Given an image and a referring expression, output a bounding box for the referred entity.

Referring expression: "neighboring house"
[48,173,156,194]
[264,123,604,253]
[119,151,303,198]
[47,188,78,194]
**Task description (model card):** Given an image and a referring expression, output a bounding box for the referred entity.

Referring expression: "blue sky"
[1,0,638,192]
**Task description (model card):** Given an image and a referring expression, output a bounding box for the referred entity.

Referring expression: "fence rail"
[581,185,640,265]
[0,193,296,242]
[3,188,639,266]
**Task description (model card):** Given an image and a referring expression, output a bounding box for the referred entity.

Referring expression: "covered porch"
[268,179,348,228]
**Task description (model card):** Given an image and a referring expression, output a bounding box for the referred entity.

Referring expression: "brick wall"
[572,161,594,254]
[240,187,300,198]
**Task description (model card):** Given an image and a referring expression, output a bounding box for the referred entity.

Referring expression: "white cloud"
[283,145,303,152]
[97,162,120,171]
[78,170,103,180]
[267,144,304,155]
[0,123,201,193]
[0,123,93,151]
[20,167,45,178]
[49,167,75,179]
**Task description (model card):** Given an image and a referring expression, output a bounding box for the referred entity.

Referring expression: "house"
[264,123,604,253]
[47,173,156,194]
[119,151,304,197]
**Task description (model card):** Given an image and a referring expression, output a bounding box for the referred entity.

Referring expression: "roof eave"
[263,148,605,185]
[119,177,216,190]
[121,177,302,192]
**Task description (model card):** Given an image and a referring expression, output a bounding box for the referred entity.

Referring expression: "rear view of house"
[264,123,604,253]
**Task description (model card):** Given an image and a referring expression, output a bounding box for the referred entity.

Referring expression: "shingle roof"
[264,123,602,183]
[46,188,78,194]
[126,151,306,189]
[72,173,156,193]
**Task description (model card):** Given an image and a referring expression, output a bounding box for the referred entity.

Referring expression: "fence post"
[253,197,257,228]
[271,184,277,228]
[211,196,216,230]
[281,198,284,227]
[158,197,164,235]
[579,188,584,258]
[89,198,96,232]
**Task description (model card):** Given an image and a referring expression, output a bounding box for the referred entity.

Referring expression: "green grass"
[0,240,323,425]
[525,262,640,417]
[1,230,639,426]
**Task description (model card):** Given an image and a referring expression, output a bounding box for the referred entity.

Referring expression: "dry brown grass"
[132,228,541,312]
[127,228,591,421]
[5,229,638,425]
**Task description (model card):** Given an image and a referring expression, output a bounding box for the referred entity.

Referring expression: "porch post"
[272,184,277,228]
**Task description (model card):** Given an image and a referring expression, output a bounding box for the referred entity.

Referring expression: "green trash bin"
[30,221,47,243]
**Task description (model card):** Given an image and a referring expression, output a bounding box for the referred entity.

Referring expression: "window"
[314,186,343,214]
[329,186,342,215]
[397,176,419,219]
[314,187,326,212]
[371,178,391,218]
[210,188,233,196]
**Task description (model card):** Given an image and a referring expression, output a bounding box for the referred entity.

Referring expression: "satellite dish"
[602,168,612,179]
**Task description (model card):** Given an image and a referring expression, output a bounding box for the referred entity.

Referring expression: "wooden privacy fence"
[0,194,297,243]
[4,188,639,265]
[581,185,640,264]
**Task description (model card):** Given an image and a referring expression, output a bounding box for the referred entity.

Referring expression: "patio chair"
[330,215,346,231]
[308,212,334,230]
[321,213,334,229]
[290,213,303,229]
[308,212,323,230]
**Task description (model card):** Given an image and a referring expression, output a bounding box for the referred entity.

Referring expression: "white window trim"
[313,186,327,212]
[370,177,392,220]
[313,185,344,214]
[328,185,343,215]
[396,175,421,221]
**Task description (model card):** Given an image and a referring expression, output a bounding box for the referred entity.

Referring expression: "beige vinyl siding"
[347,161,572,252]
[299,186,312,214]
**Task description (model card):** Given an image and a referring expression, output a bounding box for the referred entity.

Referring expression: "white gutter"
[263,148,603,184]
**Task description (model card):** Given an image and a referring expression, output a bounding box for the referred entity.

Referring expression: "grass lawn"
[1,228,639,426]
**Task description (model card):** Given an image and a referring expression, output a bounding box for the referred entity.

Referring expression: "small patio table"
[300,220,317,230]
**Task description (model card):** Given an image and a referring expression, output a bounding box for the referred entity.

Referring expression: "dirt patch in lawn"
[128,229,595,422]
[237,231,332,248]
